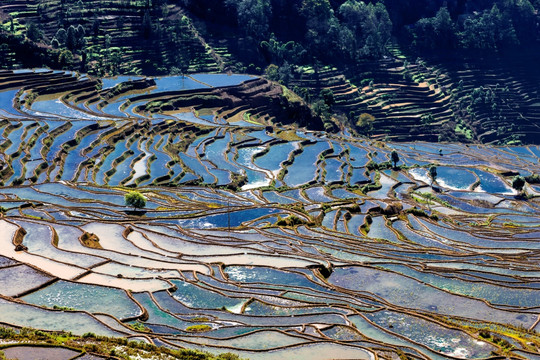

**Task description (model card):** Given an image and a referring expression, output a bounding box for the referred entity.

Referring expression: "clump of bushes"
[406,208,439,221]
[361,182,382,193]
[525,174,540,184]
[276,215,307,227]
[129,321,152,332]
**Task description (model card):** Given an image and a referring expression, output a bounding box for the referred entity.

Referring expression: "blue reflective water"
[262,191,296,204]
[46,121,92,162]
[0,90,20,114]
[108,139,141,185]
[304,187,333,203]
[61,131,102,181]
[4,123,25,155]
[472,168,514,194]
[177,207,280,228]
[101,76,143,89]
[350,168,369,184]
[254,142,297,174]
[283,141,330,187]
[179,154,215,184]
[435,166,477,190]
[347,144,369,167]
[94,140,128,185]
[332,188,359,199]
[324,158,343,183]
[204,135,242,174]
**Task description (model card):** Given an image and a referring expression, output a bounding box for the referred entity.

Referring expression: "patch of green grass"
[128,321,152,332]
[455,123,473,139]
[185,325,212,333]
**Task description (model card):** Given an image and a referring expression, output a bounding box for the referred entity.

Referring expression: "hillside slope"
[1,0,540,144]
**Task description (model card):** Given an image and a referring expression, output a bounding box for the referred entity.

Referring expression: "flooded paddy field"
[0,70,539,359]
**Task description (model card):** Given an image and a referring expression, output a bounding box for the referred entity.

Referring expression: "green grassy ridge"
[0,326,245,360]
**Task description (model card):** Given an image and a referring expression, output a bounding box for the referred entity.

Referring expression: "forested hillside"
[1,0,539,144]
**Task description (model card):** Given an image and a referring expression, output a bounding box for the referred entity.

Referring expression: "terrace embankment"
[133,78,326,131]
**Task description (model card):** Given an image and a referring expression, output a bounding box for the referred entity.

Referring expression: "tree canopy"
[512,175,526,193]
[391,150,400,168]
[429,166,438,185]
[125,191,147,209]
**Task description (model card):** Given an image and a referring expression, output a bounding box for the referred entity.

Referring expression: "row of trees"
[194,0,393,64]
[192,0,539,66]
[51,25,86,52]
[412,0,537,49]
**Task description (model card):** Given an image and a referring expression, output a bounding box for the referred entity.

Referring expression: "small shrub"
[366,160,379,171]
[217,353,242,360]
[129,321,151,332]
[478,330,490,338]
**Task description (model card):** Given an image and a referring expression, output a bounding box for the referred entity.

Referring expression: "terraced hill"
[0,70,328,188]
[1,69,540,359]
[271,46,540,145]
[0,0,225,74]
[427,50,540,145]
[2,1,540,145]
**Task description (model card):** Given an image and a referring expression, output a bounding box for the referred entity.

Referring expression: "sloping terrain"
[0,0,224,74]
[0,70,540,359]
[2,1,540,144]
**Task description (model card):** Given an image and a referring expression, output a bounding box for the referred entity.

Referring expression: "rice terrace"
[0,0,540,359]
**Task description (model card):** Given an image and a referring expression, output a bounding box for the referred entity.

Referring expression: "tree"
[391,150,400,168]
[75,25,86,48]
[125,191,147,210]
[429,165,437,186]
[260,36,307,65]
[357,113,375,135]
[339,1,392,59]
[26,22,42,42]
[92,17,100,37]
[142,10,152,39]
[264,64,279,80]
[0,44,10,68]
[460,5,519,49]
[58,49,74,68]
[312,99,331,121]
[66,25,77,51]
[55,28,67,45]
[511,175,526,194]
[226,0,272,40]
[300,0,337,58]
[413,7,456,49]
[51,38,61,48]
[320,88,335,107]
[504,0,536,42]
